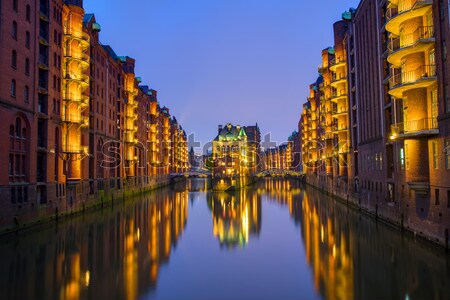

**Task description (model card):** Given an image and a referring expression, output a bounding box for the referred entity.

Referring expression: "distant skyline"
[84,0,360,147]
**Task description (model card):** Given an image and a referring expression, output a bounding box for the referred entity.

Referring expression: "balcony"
[64,73,90,88]
[332,124,349,133]
[63,93,89,107]
[38,55,49,70]
[387,26,435,66]
[63,29,90,49]
[388,65,436,98]
[331,107,348,116]
[125,108,137,118]
[64,51,90,69]
[329,56,346,71]
[62,114,89,127]
[124,132,137,144]
[61,144,88,155]
[390,117,438,139]
[330,74,347,87]
[330,91,348,102]
[386,0,433,35]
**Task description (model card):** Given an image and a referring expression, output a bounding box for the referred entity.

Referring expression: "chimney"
[218,125,223,134]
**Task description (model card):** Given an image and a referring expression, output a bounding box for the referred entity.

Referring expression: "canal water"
[1,178,449,300]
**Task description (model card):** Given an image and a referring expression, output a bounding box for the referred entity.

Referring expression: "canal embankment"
[0,175,185,237]
[303,176,450,251]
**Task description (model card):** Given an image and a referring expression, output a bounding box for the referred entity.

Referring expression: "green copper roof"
[328,47,335,55]
[239,128,247,137]
[92,22,101,32]
[342,11,352,21]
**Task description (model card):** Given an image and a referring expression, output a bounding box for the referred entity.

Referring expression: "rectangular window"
[436,189,440,205]
[431,89,438,119]
[447,190,450,209]
[11,187,16,204]
[446,84,450,113]
[400,147,405,170]
[405,144,409,170]
[445,139,450,169]
[380,152,383,170]
[432,141,438,170]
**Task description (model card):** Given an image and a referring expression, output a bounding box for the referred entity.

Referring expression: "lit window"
[380,152,383,171]
[445,139,450,170]
[432,141,438,170]
[400,147,405,170]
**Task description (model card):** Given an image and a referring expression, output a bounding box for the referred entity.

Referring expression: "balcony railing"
[61,144,88,154]
[330,56,346,67]
[64,50,90,63]
[391,117,438,136]
[386,0,433,22]
[62,114,89,126]
[389,65,436,89]
[330,91,348,99]
[62,93,89,106]
[331,74,347,83]
[124,132,137,144]
[331,107,348,115]
[388,26,434,53]
[64,73,90,85]
[63,29,90,42]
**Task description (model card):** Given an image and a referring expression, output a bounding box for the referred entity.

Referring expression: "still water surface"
[1,179,449,300]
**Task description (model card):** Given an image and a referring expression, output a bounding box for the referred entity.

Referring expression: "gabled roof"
[215,123,247,142]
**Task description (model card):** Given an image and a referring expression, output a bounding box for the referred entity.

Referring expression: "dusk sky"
[84,0,360,148]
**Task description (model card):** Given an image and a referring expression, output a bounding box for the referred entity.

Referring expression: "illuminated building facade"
[299,0,450,246]
[262,142,293,171]
[212,123,259,178]
[0,0,188,231]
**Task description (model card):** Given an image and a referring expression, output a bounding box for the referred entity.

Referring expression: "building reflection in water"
[299,188,354,300]
[207,190,261,249]
[1,179,449,300]
[0,188,188,300]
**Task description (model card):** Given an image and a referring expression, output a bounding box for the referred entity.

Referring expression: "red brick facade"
[0,0,188,230]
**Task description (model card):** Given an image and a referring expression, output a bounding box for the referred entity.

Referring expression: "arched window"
[25,58,30,75]
[13,0,18,12]
[25,31,30,48]
[54,30,57,44]
[11,50,17,68]
[15,118,21,137]
[12,21,17,39]
[54,127,60,181]
[11,80,16,97]
[26,5,30,22]
[9,115,28,182]
[24,86,29,102]
[97,139,104,178]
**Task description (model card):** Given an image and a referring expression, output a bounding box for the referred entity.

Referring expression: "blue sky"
[84,0,360,147]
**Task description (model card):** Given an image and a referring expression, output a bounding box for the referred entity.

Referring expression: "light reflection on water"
[0,178,449,300]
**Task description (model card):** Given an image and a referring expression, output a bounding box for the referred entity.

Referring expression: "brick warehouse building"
[299,0,450,247]
[0,0,188,230]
